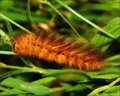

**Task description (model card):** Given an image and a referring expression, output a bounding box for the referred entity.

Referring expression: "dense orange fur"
[12,31,104,71]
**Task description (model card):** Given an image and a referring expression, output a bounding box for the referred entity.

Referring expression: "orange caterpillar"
[12,31,104,71]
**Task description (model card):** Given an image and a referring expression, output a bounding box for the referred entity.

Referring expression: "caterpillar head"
[12,33,38,56]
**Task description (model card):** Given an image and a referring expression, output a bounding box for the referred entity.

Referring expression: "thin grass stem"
[104,54,120,61]
[0,29,12,45]
[0,14,31,33]
[5,20,14,38]
[27,0,33,22]
[55,0,116,40]
[87,78,120,96]
[0,51,16,55]
[38,0,82,38]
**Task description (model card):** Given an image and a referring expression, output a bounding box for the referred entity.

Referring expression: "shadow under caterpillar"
[12,30,104,71]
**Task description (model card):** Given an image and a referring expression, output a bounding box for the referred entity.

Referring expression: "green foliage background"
[0,0,120,96]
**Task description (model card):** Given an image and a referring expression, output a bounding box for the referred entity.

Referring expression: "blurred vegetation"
[0,0,120,96]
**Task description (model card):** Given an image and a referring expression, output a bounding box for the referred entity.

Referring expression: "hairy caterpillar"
[12,31,104,71]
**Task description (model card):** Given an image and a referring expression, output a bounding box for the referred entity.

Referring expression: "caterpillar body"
[12,31,104,71]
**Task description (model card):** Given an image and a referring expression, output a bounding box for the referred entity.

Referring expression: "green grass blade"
[91,17,120,51]
[105,54,120,61]
[38,0,83,38]
[0,51,16,55]
[32,77,56,85]
[0,14,31,33]
[4,20,14,38]
[0,29,11,45]
[1,77,51,95]
[94,74,120,79]
[0,69,36,80]
[55,0,116,39]
[87,78,120,96]
[101,85,120,96]
[0,11,49,22]
[27,0,33,22]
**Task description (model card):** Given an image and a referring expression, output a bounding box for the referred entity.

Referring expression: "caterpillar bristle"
[12,30,104,71]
